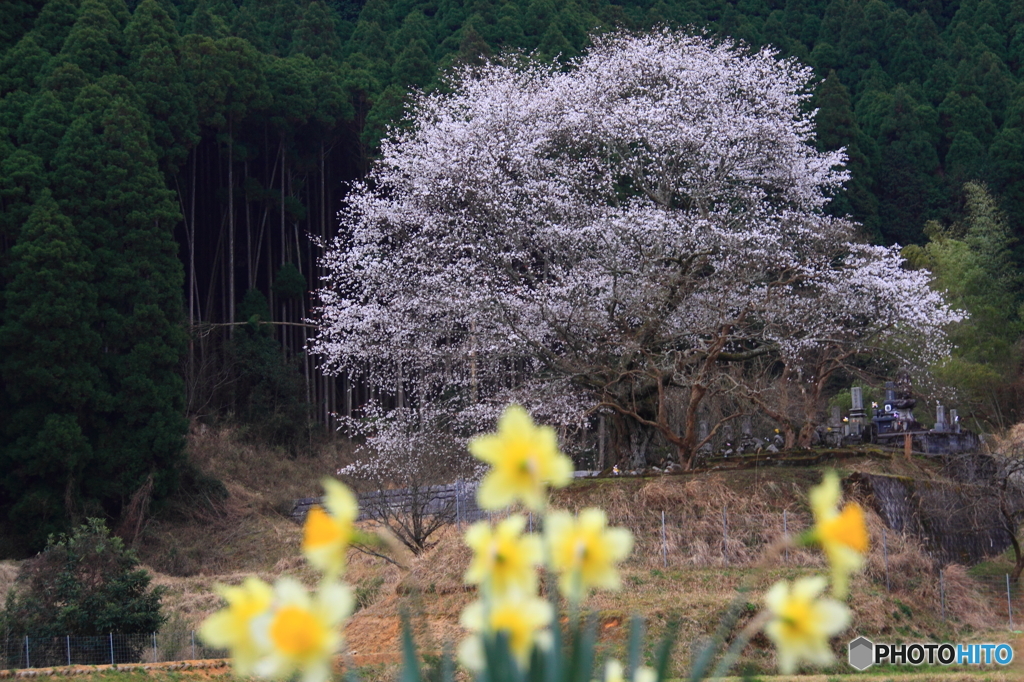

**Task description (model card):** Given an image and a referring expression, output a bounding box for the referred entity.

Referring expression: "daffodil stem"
[709,610,771,680]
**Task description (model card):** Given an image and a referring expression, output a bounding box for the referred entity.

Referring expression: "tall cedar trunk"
[265,127,274,317]
[245,161,253,289]
[280,143,286,356]
[188,150,196,363]
[304,181,311,410]
[227,120,234,335]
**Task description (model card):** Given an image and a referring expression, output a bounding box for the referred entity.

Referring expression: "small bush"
[1,519,165,637]
[229,289,310,452]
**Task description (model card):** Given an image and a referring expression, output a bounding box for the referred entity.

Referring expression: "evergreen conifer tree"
[291,0,341,60]
[49,82,187,537]
[0,34,53,96]
[815,70,879,236]
[0,148,47,244]
[32,0,81,55]
[125,0,198,172]
[0,1,36,54]
[18,86,72,168]
[58,0,127,79]
[0,189,103,552]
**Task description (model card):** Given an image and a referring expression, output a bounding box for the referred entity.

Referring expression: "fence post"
[529,512,533,533]
[110,633,114,665]
[722,505,728,565]
[883,529,890,592]
[1008,574,1014,628]
[455,480,462,529]
[782,510,788,564]
[192,631,196,660]
[153,632,158,663]
[67,635,71,667]
[24,635,29,669]
[939,569,945,620]
[661,510,667,568]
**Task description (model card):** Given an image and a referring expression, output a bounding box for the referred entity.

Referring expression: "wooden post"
[904,433,912,460]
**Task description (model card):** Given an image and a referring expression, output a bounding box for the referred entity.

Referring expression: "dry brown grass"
[553,474,822,570]
[142,446,1007,667]
[275,471,1003,676]
[45,431,1010,677]
[184,421,354,508]
[0,560,18,600]
[990,422,1024,455]
[136,423,354,577]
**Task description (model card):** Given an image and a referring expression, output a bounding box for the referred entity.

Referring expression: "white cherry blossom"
[312,31,959,468]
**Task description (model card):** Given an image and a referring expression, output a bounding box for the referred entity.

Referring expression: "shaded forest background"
[2,0,1024,554]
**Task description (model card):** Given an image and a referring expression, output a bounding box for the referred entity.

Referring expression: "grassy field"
[2,426,1021,681]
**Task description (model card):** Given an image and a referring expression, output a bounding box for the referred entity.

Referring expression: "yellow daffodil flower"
[458,593,553,671]
[545,508,633,602]
[601,658,657,682]
[252,578,353,682]
[198,576,274,675]
[764,576,850,674]
[302,477,358,577]
[464,515,542,596]
[469,404,573,511]
[808,471,869,598]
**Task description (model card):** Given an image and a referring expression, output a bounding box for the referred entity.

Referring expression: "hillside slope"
[72,429,1005,678]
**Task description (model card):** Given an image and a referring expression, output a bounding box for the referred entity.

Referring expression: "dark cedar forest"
[1,0,1023,553]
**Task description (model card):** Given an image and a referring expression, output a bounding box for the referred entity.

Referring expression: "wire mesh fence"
[965,573,1024,628]
[0,632,227,670]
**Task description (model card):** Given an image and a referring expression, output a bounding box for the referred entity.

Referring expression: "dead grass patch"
[129,436,1014,676]
[557,474,819,569]
[138,425,354,576]
[0,560,19,600]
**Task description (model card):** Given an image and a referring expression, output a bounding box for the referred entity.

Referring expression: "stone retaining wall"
[851,471,1014,566]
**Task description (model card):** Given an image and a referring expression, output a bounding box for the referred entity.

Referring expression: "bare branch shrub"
[337,402,484,554]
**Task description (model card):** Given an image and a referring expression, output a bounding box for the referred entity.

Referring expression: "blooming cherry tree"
[312,30,958,469]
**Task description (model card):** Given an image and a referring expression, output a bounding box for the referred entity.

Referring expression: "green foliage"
[16,90,70,166]
[0,189,101,552]
[903,182,1022,425]
[291,0,341,60]
[41,79,187,547]
[0,519,165,637]
[125,0,198,171]
[182,34,269,130]
[31,0,80,55]
[0,34,52,96]
[272,262,305,299]
[230,288,309,450]
[58,0,127,79]
[0,147,47,242]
